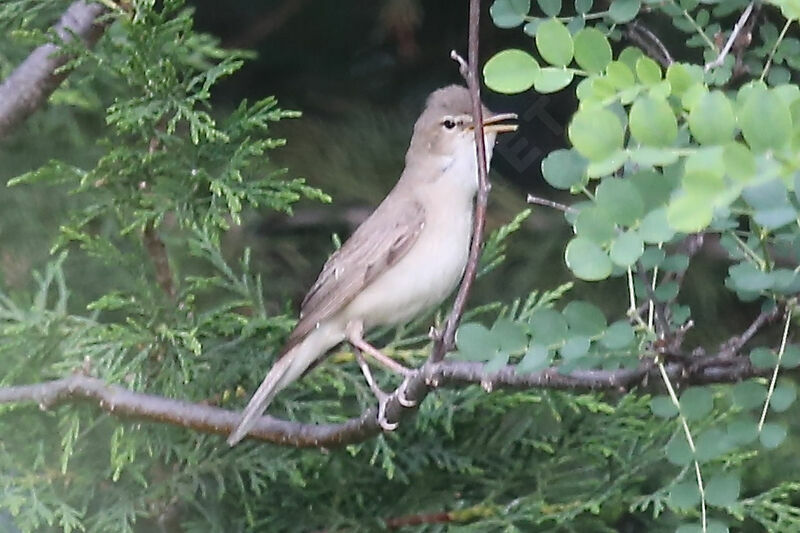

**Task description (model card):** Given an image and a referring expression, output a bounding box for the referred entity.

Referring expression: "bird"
[227,85,517,445]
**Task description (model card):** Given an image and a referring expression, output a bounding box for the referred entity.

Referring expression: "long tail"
[227,324,341,446]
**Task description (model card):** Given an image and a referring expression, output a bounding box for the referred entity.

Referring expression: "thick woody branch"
[0,1,107,139]
[0,347,777,448]
[431,0,487,362]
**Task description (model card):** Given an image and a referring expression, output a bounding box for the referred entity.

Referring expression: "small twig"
[758,303,794,430]
[761,18,793,82]
[143,222,175,299]
[0,1,108,139]
[705,1,755,71]
[625,21,673,68]
[526,194,576,213]
[431,0,486,363]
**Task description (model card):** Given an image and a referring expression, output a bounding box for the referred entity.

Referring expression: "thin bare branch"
[625,20,674,68]
[705,1,756,71]
[526,194,576,213]
[0,1,108,139]
[431,0,487,363]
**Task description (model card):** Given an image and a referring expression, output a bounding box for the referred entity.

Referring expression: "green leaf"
[727,417,759,445]
[739,86,792,152]
[772,0,800,20]
[518,343,552,372]
[629,95,678,147]
[689,91,735,145]
[705,473,740,508]
[575,206,616,244]
[695,428,727,462]
[742,178,788,209]
[610,229,644,267]
[666,433,693,466]
[606,60,636,89]
[608,0,641,23]
[600,320,635,349]
[760,423,788,449]
[732,380,767,409]
[573,28,612,73]
[575,0,593,13]
[635,56,661,84]
[536,19,574,67]
[565,237,613,280]
[560,335,591,359]
[750,347,778,369]
[455,322,497,361]
[562,300,607,336]
[537,0,562,16]
[679,386,713,421]
[595,178,645,226]
[728,262,773,292]
[781,344,800,368]
[492,318,529,353]
[650,395,679,418]
[485,351,511,373]
[666,63,697,96]
[541,149,588,189]
[490,0,531,28]
[534,67,574,93]
[667,191,714,233]
[670,481,700,509]
[568,107,625,161]
[639,208,676,243]
[770,383,796,412]
[484,49,541,94]
[723,142,756,183]
[529,308,569,345]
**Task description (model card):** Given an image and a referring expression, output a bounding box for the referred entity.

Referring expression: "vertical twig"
[431,0,486,363]
[704,1,755,71]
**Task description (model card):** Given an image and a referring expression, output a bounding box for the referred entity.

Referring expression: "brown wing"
[284,194,426,350]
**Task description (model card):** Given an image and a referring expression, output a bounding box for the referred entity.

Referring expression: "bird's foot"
[396,377,417,407]
[376,392,399,431]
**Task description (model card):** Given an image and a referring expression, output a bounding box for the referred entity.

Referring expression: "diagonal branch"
[431,0,487,363]
[0,1,108,139]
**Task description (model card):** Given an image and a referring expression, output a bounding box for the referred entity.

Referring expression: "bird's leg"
[352,346,398,431]
[345,321,411,376]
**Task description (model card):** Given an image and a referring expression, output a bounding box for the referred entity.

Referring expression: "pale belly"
[341,208,473,329]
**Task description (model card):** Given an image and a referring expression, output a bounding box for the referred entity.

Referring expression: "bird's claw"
[376,394,399,431]
[396,378,417,407]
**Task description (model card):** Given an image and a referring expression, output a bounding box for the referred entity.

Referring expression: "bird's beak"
[478,112,518,134]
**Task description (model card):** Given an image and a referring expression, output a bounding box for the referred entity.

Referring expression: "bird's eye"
[442,118,456,130]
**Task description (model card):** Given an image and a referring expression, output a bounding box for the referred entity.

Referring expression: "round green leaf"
[732,380,767,410]
[739,86,792,152]
[484,49,540,94]
[565,236,613,280]
[760,423,788,449]
[535,19,574,67]
[600,320,635,349]
[635,56,661,85]
[650,395,678,418]
[670,482,700,510]
[490,0,531,28]
[728,263,773,292]
[629,95,678,147]
[781,344,800,368]
[770,382,796,412]
[529,308,569,345]
[485,351,510,373]
[560,335,591,359]
[705,474,740,508]
[688,91,735,145]
[750,347,778,369]
[541,149,588,189]
[608,0,641,23]
[456,322,498,361]
[666,63,696,96]
[575,206,616,244]
[666,433,693,466]
[534,67,574,93]
[562,300,607,336]
[573,28,612,73]
[575,0,592,13]
[667,191,714,233]
[679,386,713,421]
[727,417,759,445]
[695,428,727,462]
[639,208,675,243]
[606,60,635,89]
[537,0,562,16]
[518,343,551,372]
[609,230,644,267]
[568,107,624,161]
[723,142,756,183]
[492,318,529,353]
[595,178,645,226]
